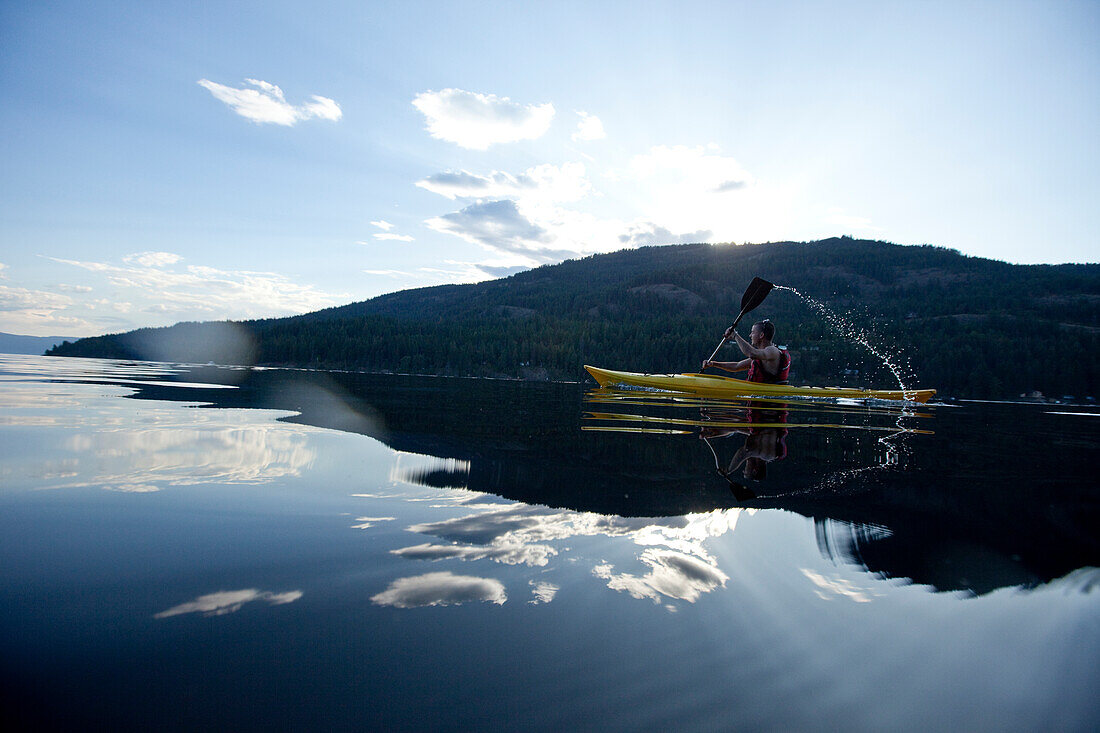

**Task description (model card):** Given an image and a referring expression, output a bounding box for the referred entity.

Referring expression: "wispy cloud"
[572,111,606,141]
[529,581,559,604]
[361,220,414,242]
[474,264,529,278]
[198,78,342,126]
[416,163,590,203]
[801,568,878,602]
[363,260,524,283]
[619,222,713,247]
[393,541,556,567]
[123,251,183,267]
[351,516,396,530]
[50,252,346,322]
[0,283,91,334]
[155,588,302,618]
[0,285,72,312]
[412,88,554,150]
[0,263,7,279]
[38,416,320,492]
[714,180,747,193]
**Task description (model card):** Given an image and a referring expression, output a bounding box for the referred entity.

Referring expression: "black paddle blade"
[730,276,774,329]
[740,276,774,313]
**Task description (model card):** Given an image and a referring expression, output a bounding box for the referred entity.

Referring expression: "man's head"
[750,319,776,347]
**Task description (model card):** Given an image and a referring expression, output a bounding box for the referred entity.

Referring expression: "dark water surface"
[1,354,1098,730]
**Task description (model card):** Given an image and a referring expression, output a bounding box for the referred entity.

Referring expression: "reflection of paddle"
[702,435,756,501]
[704,277,774,365]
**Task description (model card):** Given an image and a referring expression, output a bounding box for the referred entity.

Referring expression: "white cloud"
[415,151,747,269]
[572,111,606,141]
[52,254,346,320]
[57,284,93,293]
[593,548,729,604]
[351,516,396,530]
[412,88,554,150]
[416,162,590,204]
[392,541,557,567]
[370,571,507,608]
[801,568,878,602]
[0,263,7,279]
[614,144,815,244]
[529,581,559,604]
[39,417,319,492]
[426,199,555,263]
[0,285,73,312]
[373,233,415,242]
[123,251,183,268]
[371,220,394,231]
[619,222,713,247]
[155,588,302,618]
[198,78,342,126]
[363,260,528,284]
[0,284,92,335]
[469,263,529,278]
[385,499,742,608]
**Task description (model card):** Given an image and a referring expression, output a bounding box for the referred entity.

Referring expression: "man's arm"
[729,329,769,359]
[702,357,750,373]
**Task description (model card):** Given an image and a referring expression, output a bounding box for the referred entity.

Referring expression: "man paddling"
[702,319,791,384]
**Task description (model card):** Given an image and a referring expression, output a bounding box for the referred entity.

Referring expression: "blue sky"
[1,1,1097,336]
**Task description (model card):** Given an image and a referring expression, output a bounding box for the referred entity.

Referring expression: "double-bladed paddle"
[704,276,774,365]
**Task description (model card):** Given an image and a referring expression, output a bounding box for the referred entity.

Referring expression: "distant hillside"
[47,238,1100,399]
[1,332,79,355]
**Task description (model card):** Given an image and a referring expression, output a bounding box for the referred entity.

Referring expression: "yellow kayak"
[584,365,936,403]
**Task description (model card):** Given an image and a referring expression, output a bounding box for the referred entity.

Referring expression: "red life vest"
[747,348,791,384]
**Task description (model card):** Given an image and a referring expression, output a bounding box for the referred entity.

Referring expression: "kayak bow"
[584,365,936,403]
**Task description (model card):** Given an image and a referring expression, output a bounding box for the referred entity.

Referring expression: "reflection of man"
[729,419,788,480]
[700,403,789,494]
[702,319,791,384]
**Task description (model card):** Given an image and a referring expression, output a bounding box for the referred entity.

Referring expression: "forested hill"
[47,238,1100,399]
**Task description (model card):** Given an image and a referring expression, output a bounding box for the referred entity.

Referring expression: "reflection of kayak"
[582,411,933,433]
[584,365,937,403]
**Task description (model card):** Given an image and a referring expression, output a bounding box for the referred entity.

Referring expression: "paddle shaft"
[705,313,746,362]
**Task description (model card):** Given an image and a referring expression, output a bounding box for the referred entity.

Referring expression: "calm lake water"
[1,354,1098,731]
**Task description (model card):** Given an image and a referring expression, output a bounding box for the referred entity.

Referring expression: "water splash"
[769,284,926,482]
[773,285,918,398]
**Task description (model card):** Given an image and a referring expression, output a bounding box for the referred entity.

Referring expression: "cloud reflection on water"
[350,516,396,529]
[380,488,743,608]
[529,581,559,604]
[594,549,729,605]
[800,568,878,603]
[41,419,317,492]
[371,571,507,608]
[155,589,302,618]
